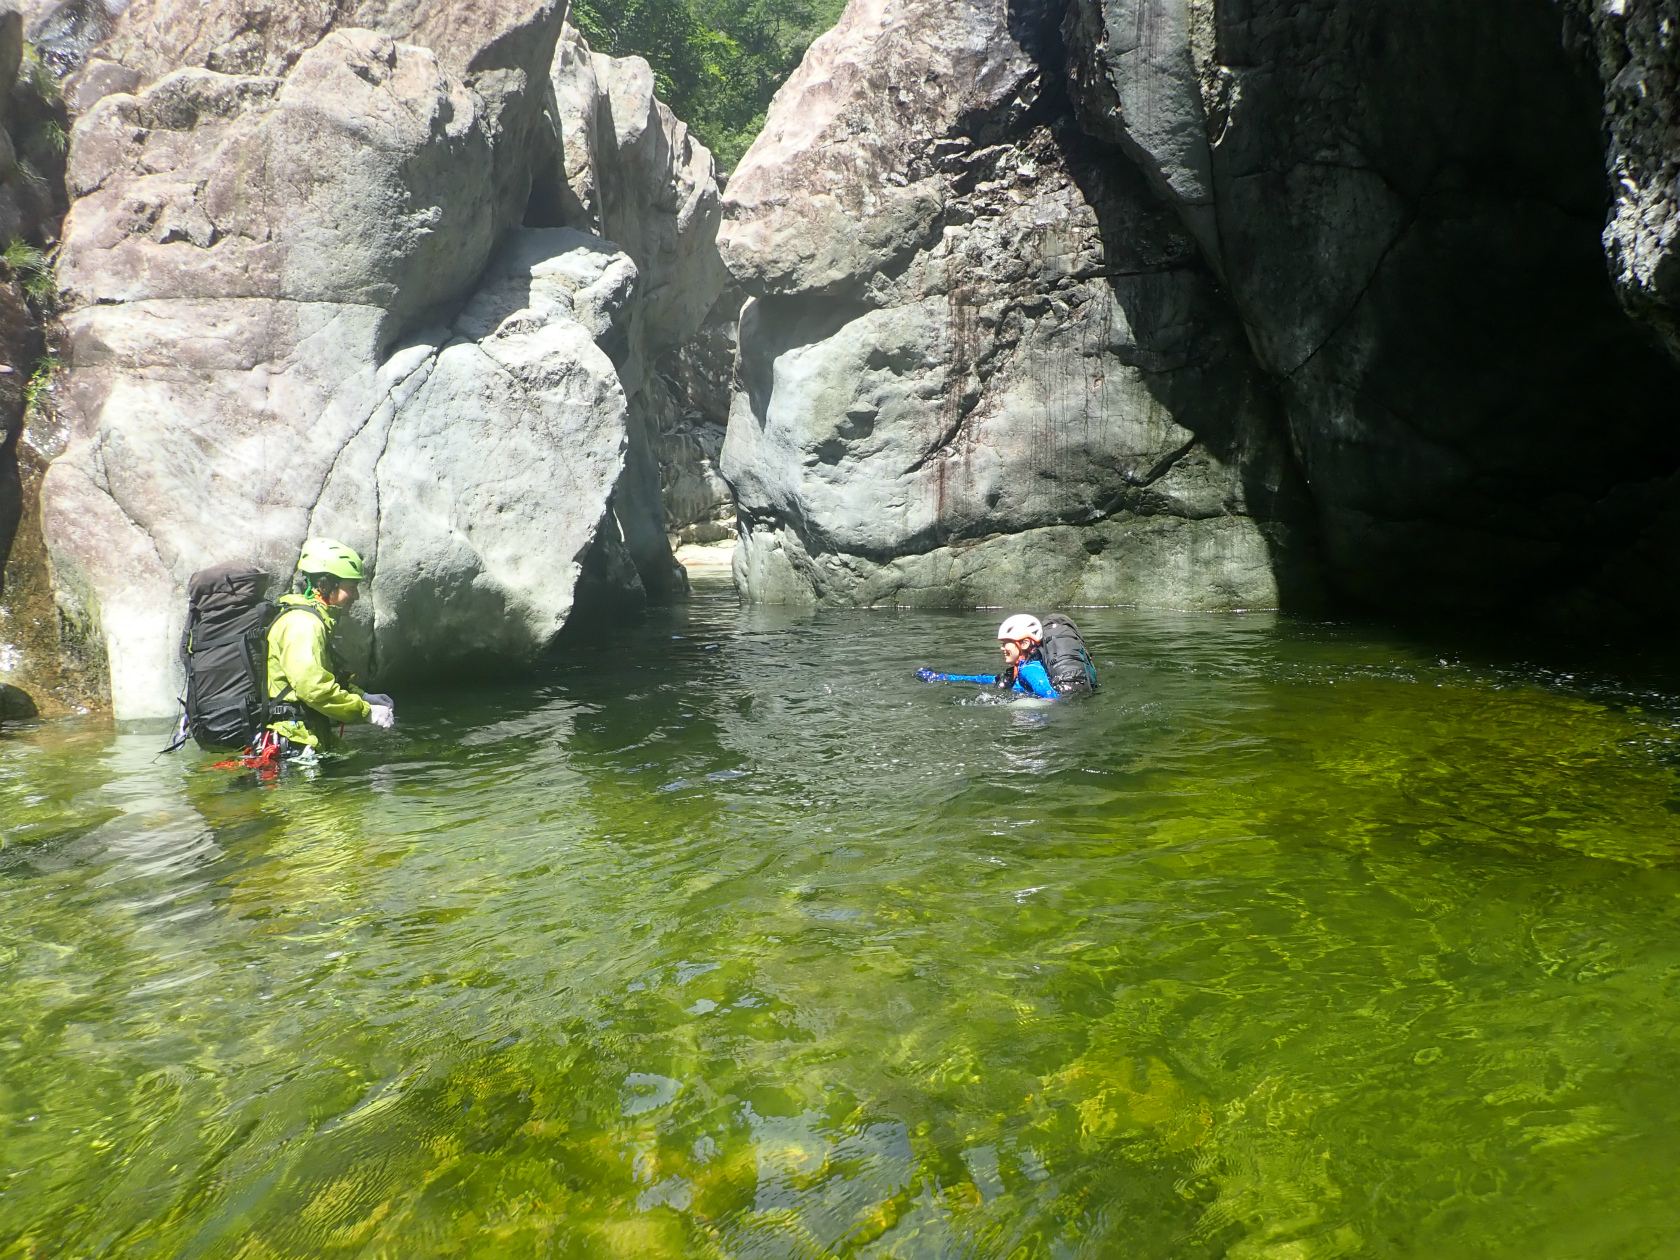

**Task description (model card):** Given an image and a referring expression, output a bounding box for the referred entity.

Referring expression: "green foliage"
[569,0,846,172]
[19,44,60,105]
[22,353,57,411]
[37,119,68,157]
[3,238,52,306]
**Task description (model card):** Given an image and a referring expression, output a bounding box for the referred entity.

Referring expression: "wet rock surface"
[719,0,1680,625]
[719,0,1316,609]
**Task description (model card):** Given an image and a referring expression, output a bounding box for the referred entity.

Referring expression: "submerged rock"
[719,0,1316,609]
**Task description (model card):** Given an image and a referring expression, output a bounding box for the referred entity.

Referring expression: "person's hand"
[368,702,395,730]
[916,668,935,681]
[362,693,393,708]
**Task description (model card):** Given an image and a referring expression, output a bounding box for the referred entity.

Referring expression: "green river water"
[6,576,1680,1259]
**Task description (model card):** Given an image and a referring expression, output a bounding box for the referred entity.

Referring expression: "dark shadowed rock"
[0,412,18,598]
[1068,0,1680,624]
[720,0,1680,626]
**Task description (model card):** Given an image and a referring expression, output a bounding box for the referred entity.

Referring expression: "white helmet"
[996,614,1043,644]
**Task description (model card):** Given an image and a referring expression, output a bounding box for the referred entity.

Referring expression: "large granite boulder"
[37,2,655,719]
[721,0,1680,625]
[551,23,729,600]
[38,1,740,719]
[717,0,1316,608]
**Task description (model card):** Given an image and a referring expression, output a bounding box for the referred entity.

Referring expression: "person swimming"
[917,614,1059,698]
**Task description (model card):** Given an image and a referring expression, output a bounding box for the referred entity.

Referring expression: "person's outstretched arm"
[916,668,998,684]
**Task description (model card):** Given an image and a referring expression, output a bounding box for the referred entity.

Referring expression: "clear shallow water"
[7,578,1680,1259]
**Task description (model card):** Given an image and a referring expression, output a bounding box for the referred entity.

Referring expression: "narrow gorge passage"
[7,0,1680,1255]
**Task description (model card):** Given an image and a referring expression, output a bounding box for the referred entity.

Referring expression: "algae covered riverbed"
[6,578,1680,1258]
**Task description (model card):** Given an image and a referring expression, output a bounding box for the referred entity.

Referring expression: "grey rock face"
[718,0,1315,608]
[653,283,741,547]
[553,26,728,370]
[723,0,1680,624]
[1566,0,1680,354]
[654,283,742,547]
[551,22,729,600]
[38,4,650,719]
[58,40,506,317]
[48,0,557,83]
[308,228,636,683]
[720,0,1051,300]
[656,406,734,547]
[40,3,734,719]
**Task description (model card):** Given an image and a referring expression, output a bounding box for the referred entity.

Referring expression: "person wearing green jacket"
[265,537,395,756]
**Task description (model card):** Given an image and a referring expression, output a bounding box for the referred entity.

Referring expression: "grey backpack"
[1040,613,1098,694]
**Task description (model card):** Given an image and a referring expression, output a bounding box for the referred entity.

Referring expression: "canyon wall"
[718,0,1317,610]
[15,0,1680,718]
[718,0,1680,625]
[24,1,724,719]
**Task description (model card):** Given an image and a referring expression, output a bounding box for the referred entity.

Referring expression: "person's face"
[326,580,359,608]
[1000,639,1025,665]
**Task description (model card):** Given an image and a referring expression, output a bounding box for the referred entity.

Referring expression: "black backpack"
[1040,613,1098,694]
[179,564,284,750]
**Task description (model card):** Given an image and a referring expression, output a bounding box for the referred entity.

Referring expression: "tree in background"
[569,0,845,174]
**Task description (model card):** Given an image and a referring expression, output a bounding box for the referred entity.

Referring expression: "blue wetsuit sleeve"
[1016,661,1057,698]
[917,669,997,684]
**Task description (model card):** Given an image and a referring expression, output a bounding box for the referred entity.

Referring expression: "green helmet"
[297,537,364,581]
